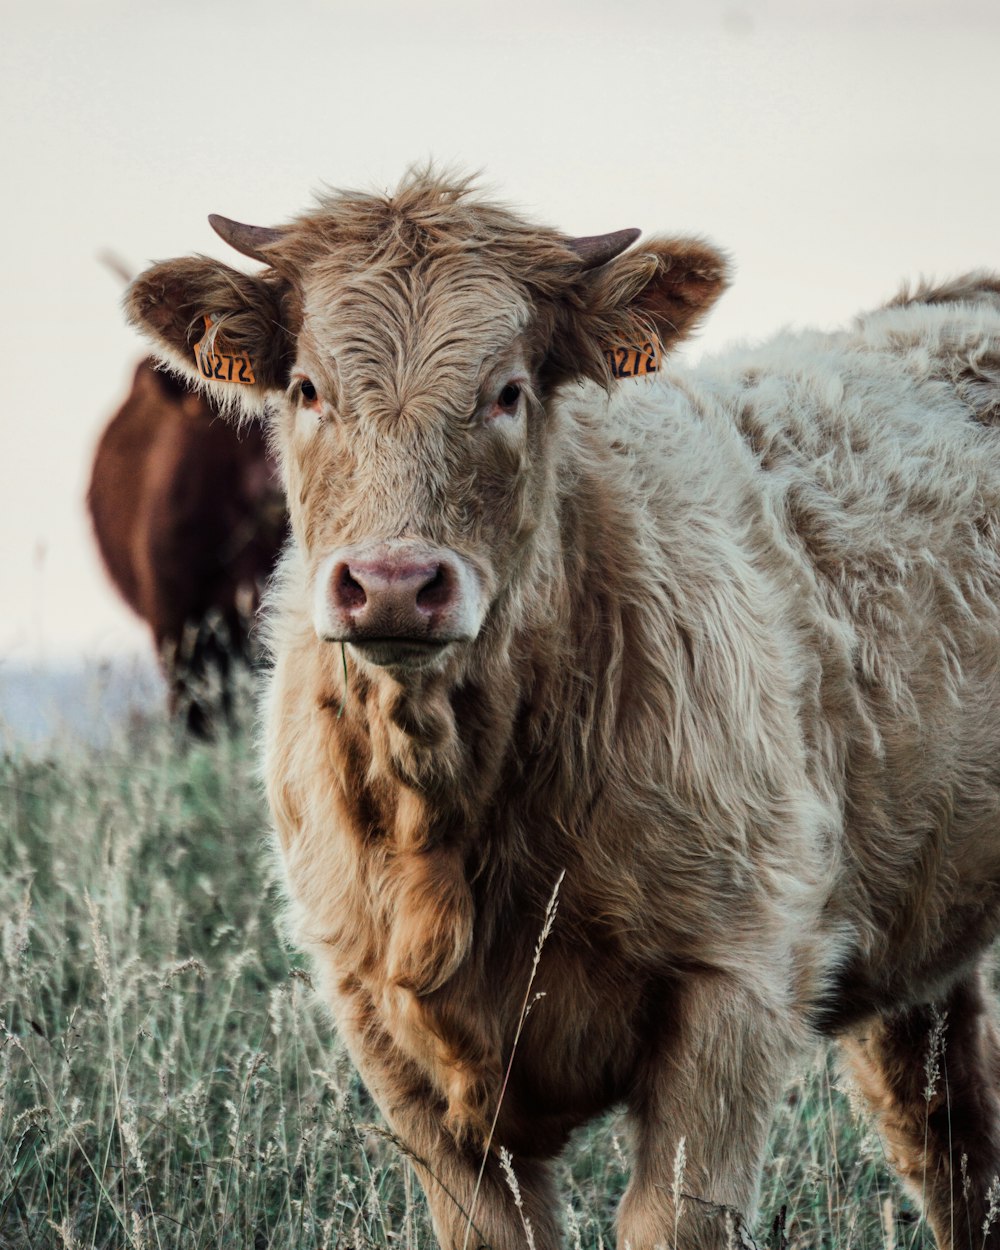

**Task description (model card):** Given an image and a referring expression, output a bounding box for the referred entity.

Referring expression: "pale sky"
[3,0,1000,663]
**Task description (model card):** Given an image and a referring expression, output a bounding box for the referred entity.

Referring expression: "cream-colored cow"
[129,170,1000,1249]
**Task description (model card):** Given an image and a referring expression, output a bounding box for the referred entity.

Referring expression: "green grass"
[0,680,930,1249]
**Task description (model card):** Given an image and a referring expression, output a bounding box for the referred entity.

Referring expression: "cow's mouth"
[345,637,455,669]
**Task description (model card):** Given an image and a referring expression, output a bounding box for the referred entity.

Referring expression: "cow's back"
[638,292,1000,651]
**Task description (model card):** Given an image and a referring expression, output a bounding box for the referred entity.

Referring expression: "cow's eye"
[498,382,521,410]
[300,379,318,404]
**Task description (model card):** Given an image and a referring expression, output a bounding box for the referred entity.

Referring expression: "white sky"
[3,0,999,662]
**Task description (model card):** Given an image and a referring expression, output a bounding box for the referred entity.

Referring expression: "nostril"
[334,563,367,611]
[416,564,453,611]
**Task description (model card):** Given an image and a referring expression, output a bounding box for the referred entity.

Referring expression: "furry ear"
[547,237,730,386]
[125,257,296,416]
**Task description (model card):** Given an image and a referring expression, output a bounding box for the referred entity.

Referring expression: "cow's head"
[127,172,728,683]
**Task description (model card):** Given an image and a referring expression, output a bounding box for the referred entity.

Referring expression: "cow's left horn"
[208,214,285,263]
[566,228,641,270]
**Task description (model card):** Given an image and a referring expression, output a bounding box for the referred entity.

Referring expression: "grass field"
[0,678,935,1249]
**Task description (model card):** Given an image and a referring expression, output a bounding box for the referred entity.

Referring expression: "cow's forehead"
[296,253,532,421]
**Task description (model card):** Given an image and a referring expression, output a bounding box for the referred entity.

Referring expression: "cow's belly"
[812,887,1000,1035]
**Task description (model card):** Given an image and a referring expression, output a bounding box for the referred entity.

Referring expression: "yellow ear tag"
[193,315,256,385]
[603,337,662,380]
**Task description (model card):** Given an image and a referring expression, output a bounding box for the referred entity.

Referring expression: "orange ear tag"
[603,336,662,380]
[193,315,257,385]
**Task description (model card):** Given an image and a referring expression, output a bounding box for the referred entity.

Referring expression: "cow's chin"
[345,637,460,675]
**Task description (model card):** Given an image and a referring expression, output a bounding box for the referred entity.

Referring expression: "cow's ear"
[125,257,294,416]
[549,237,730,387]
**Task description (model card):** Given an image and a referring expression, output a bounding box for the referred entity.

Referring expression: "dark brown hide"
[88,360,286,732]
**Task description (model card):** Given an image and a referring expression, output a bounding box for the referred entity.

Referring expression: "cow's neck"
[507,431,646,812]
[346,427,642,845]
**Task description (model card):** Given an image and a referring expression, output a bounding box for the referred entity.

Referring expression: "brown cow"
[127,170,1000,1249]
[88,359,285,733]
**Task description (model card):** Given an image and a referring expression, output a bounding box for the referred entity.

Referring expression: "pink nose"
[328,555,458,639]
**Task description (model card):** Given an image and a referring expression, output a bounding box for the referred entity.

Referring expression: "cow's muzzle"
[313,542,485,668]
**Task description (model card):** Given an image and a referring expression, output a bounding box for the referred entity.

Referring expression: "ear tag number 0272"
[604,337,662,380]
[193,315,256,385]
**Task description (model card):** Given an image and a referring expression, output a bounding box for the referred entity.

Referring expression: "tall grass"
[0,680,929,1248]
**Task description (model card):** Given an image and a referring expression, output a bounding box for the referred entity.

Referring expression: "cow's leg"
[413,1136,560,1250]
[840,969,1000,1250]
[617,975,800,1250]
[158,617,234,736]
[331,986,562,1250]
[154,622,206,736]
[193,615,236,726]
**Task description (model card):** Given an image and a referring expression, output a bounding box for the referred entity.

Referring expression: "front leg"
[618,974,803,1250]
[329,970,562,1250]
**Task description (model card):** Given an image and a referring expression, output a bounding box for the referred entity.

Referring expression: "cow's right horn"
[566,228,641,270]
[208,215,285,263]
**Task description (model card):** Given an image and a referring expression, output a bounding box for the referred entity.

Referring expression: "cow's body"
[89,360,286,731]
[127,173,1000,1248]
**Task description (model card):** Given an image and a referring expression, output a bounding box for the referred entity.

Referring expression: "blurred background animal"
[88,358,286,733]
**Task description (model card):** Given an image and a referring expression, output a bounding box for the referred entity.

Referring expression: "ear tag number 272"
[193,315,256,385]
[604,338,662,380]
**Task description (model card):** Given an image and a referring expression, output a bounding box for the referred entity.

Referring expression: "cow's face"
[280,258,551,675]
[127,175,728,681]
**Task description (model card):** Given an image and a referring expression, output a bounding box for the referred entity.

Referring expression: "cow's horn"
[208,214,284,263]
[566,228,641,270]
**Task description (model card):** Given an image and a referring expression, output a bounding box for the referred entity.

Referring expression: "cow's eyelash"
[475,374,530,417]
[290,375,331,411]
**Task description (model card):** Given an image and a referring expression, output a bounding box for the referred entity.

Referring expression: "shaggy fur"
[88,360,286,732]
[128,170,1000,1249]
